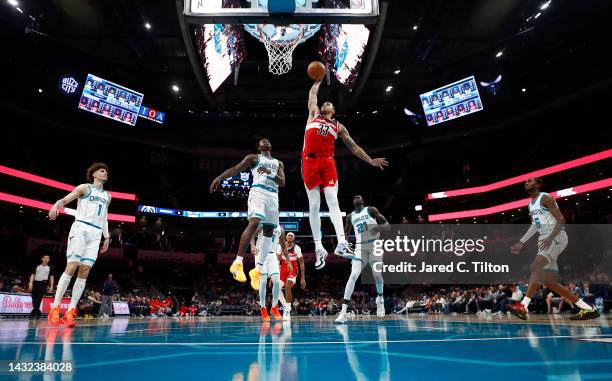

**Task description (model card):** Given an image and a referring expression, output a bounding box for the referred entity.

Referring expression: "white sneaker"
[334,242,355,259]
[335,311,348,324]
[315,248,328,270]
[282,309,291,321]
[376,296,385,318]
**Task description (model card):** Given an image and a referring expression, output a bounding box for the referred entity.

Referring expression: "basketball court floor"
[1,315,611,380]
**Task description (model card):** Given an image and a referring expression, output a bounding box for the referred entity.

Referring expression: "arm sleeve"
[519,224,538,243]
[102,196,111,239]
[295,245,302,258]
[102,215,110,239]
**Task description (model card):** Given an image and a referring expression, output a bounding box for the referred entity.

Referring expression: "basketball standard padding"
[308,61,326,80]
[268,0,296,13]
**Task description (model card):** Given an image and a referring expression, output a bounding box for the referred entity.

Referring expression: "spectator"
[98,274,118,318]
[496,285,523,315]
[546,285,573,314]
[89,292,102,316]
[79,291,98,318]
[581,281,595,304]
[465,292,481,314]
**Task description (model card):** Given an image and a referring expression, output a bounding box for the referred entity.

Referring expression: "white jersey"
[279,243,302,261]
[74,184,109,229]
[250,154,280,195]
[349,206,379,245]
[257,225,283,254]
[528,192,557,240]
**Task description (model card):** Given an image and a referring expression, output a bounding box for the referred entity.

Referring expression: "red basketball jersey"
[303,116,340,157]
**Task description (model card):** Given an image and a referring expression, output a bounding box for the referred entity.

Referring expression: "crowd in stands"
[392,282,609,316]
[2,261,610,319]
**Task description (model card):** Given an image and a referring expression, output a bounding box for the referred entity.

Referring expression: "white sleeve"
[294,245,302,258]
[519,224,538,243]
[102,195,112,239]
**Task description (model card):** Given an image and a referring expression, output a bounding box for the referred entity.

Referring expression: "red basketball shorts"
[301,156,338,190]
[280,260,299,285]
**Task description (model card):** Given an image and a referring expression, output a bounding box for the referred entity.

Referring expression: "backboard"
[184,0,379,24]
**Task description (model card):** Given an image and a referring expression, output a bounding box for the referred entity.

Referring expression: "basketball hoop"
[244,24,321,75]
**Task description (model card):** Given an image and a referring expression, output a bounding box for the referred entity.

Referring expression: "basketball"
[308,61,326,80]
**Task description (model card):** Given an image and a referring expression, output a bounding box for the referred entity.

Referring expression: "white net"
[258,26,305,75]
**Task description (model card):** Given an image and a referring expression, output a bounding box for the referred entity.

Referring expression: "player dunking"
[304,80,388,269]
[508,177,599,321]
[47,163,112,327]
[210,138,285,290]
[335,195,389,324]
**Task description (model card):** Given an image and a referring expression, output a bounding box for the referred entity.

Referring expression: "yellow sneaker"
[229,261,247,283]
[249,268,261,290]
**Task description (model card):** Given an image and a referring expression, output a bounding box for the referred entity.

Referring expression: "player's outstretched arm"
[209,154,258,193]
[338,124,389,170]
[100,194,112,253]
[369,207,391,233]
[308,80,322,121]
[48,184,90,220]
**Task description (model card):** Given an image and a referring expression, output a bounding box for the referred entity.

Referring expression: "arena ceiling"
[4,0,605,115]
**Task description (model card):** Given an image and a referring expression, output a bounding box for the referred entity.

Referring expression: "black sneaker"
[570,309,600,320]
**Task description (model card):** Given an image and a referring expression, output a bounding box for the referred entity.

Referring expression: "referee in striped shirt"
[29,255,54,319]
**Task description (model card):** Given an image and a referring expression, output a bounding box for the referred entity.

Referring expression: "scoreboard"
[138,105,166,124]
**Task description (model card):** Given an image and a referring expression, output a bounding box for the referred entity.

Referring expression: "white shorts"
[66,221,102,266]
[537,230,568,273]
[247,189,279,227]
[256,253,280,277]
[354,243,381,265]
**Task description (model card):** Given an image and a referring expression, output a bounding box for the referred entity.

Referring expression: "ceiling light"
[7,0,18,7]
[394,69,401,75]
[404,108,415,116]
[37,88,43,93]
[385,85,393,93]
[171,84,180,93]
[414,205,423,211]
[371,110,378,114]
[145,22,152,30]
[540,1,551,10]
[495,51,503,58]
[522,88,526,92]
[412,25,418,31]
[535,12,541,19]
